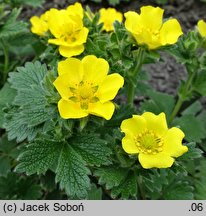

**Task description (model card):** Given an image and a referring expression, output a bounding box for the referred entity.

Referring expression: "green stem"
[133,47,146,77]
[169,65,197,124]
[137,175,146,200]
[127,47,146,107]
[169,97,183,124]
[1,40,9,84]
[127,81,135,107]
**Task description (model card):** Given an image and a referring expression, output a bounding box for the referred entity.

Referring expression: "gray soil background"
[22,0,206,102]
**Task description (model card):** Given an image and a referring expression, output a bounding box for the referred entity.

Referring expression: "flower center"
[135,130,163,154]
[68,81,99,110]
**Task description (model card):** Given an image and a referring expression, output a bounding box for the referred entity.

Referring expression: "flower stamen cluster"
[135,129,163,155]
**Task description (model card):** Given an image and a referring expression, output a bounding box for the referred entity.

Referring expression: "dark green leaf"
[164,181,194,200]
[0,83,16,127]
[179,142,203,160]
[111,171,137,199]
[194,160,206,199]
[56,145,90,198]
[87,184,102,200]
[4,61,57,142]
[15,139,62,175]
[70,134,112,166]
[10,0,45,7]
[94,166,128,190]
[140,90,175,118]
[173,115,206,143]
[0,173,42,199]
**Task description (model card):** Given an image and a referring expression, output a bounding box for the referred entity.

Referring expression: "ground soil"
[22,0,206,102]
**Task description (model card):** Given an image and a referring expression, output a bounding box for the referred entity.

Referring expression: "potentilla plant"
[0,2,206,200]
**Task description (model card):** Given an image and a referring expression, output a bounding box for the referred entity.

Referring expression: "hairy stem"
[1,40,9,84]
[127,47,146,107]
[169,65,197,124]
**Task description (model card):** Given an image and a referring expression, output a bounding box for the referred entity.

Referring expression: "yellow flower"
[197,20,206,38]
[124,6,183,49]
[30,11,50,36]
[66,2,84,19]
[47,8,89,57]
[99,8,123,32]
[53,55,124,120]
[120,112,188,169]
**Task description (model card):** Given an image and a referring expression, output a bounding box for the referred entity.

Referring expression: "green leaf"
[56,145,90,198]
[143,169,193,200]
[87,184,102,200]
[163,181,194,200]
[94,166,129,190]
[0,173,42,199]
[182,101,202,116]
[0,8,28,39]
[70,134,112,166]
[15,139,62,175]
[194,160,206,199]
[4,61,57,142]
[10,0,45,7]
[3,107,41,142]
[0,83,16,127]
[0,156,10,177]
[0,134,20,176]
[40,171,56,192]
[16,138,91,198]
[194,70,206,96]
[105,105,134,128]
[143,169,169,198]
[173,115,206,143]
[9,61,47,92]
[17,177,42,199]
[179,142,203,161]
[140,90,175,118]
[111,171,138,199]
[108,0,120,5]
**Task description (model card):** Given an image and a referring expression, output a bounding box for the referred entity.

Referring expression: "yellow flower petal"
[47,9,66,38]
[89,101,115,120]
[99,8,123,32]
[142,112,168,135]
[30,15,48,36]
[59,45,84,57]
[72,27,89,46]
[48,38,64,46]
[53,75,72,100]
[82,55,109,84]
[122,134,139,154]
[58,58,82,76]
[124,6,182,50]
[138,153,174,169]
[121,115,147,135]
[140,6,164,31]
[163,127,188,157]
[58,99,88,119]
[160,19,183,45]
[124,11,141,33]
[67,2,84,19]
[197,20,206,37]
[97,73,124,103]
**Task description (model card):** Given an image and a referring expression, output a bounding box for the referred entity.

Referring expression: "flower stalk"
[1,39,9,85]
[169,63,198,124]
[127,47,146,107]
